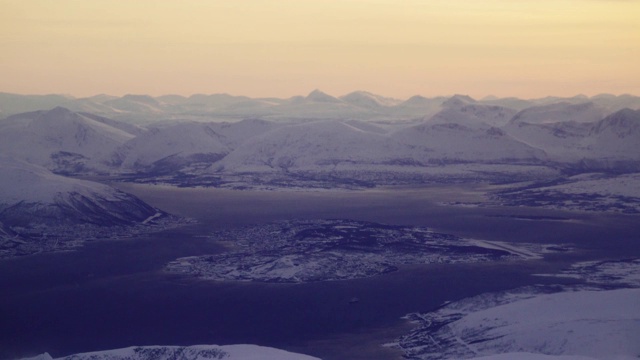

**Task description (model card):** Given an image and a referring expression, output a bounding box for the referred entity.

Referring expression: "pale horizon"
[2,89,639,103]
[2,0,639,99]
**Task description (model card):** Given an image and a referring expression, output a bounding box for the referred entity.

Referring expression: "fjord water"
[1,184,639,360]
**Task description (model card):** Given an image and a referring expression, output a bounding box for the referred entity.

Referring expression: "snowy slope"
[391,120,546,164]
[510,102,607,125]
[399,288,640,360]
[209,118,281,148]
[114,122,230,173]
[449,289,639,359]
[389,95,446,119]
[215,115,548,175]
[213,120,412,173]
[339,90,402,108]
[0,156,158,226]
[22,344,319,360]
[503,120,593,162]
[398,257,640,360]
[79,112,145,136]
[503,108,640,165]
[583,108,640,162]
[429,98,518,127]
[0,107,135,173]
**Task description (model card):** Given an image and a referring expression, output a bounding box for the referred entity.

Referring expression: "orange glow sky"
[1,0,639,99]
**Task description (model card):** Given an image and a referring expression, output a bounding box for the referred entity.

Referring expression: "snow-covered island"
[165,219,566,283]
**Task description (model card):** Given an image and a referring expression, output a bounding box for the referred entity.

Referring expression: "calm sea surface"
[1,184,639,360]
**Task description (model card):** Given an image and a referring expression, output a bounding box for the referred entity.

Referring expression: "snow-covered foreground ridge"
[398,288,640,360]
[396,258,640,360]
[20,344,320,360]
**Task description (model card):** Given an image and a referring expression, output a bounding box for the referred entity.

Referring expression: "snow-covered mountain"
[0,156,176,258]
[428,95,518,127]
[114,122,230,173]
[339,90,402,108]
[2,92,636,125]
[391,120,546,164]
[1,93,638,188]
[212,120,411,173]
[503,119,593,162]
[0,157,159,227]
[269,90,377,120]
[510,102,607,125]
[21,344,319,360]
[209,118,281,148]
[389,95,445,119]
[585,108,640,162]
[0,107,136,174]
[504,108,640,167]
[112,118,283,174]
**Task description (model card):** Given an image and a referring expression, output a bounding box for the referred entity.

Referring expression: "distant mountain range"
[1,91,639,256]
[2,96,638,182]
[2,90,639,123]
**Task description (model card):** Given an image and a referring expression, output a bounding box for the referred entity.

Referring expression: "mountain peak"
[340,91,398,107]
[45,106,75,116]
[442,94,476,108]
[591,108,640,136]
[306,89,341,103]
[400,95,431,106]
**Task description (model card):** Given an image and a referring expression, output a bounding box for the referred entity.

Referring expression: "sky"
[1,0,639,99]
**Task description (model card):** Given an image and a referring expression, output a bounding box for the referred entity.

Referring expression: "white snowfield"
[398,257,640,360]
[0,107,135,172]
[0,156,121,203]
[399,288,640,360]
[19,344,320,360]
[115,122,230,170]
[453,289,640,359]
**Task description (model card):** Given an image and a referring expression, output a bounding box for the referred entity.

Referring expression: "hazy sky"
[1,0,639,99]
